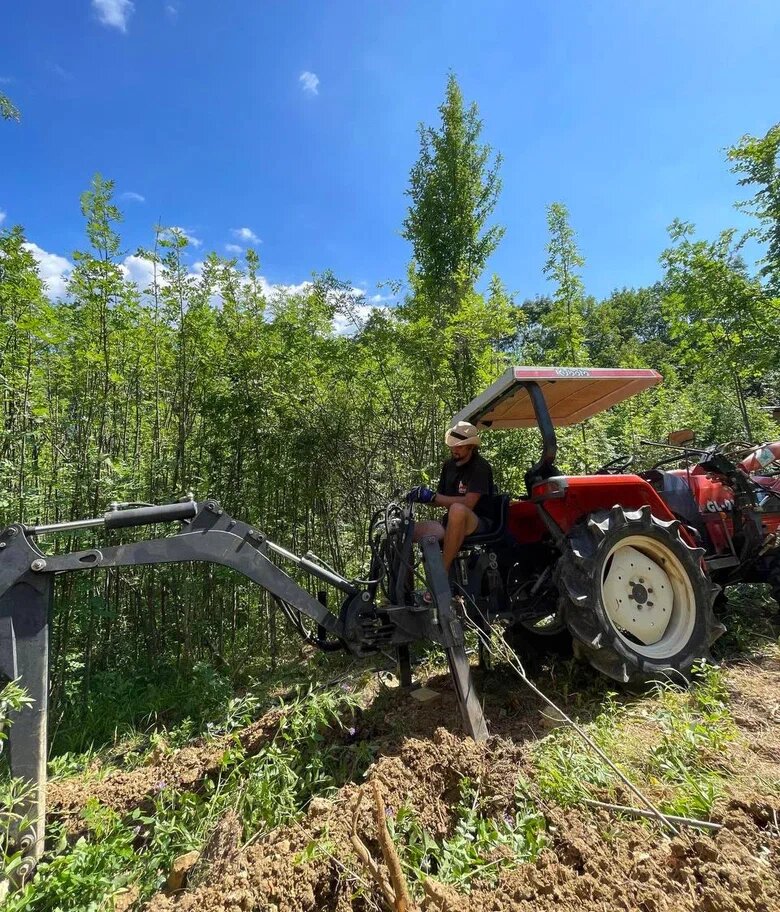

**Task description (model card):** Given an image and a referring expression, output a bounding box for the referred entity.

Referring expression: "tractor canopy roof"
[453,366,662,429]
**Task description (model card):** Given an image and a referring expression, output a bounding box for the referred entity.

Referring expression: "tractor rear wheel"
[556,505,724,687]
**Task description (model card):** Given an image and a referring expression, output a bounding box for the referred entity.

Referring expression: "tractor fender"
[542,475,689,540]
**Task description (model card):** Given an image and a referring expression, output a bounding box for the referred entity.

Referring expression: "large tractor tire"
[556,505,724,687]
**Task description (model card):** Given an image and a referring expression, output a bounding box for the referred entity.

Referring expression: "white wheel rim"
[600,535,696,659]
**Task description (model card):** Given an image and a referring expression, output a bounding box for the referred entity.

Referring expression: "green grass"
[530,662,736,821]
[388,777,547,895]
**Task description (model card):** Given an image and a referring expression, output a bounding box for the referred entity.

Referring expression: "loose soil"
[48,709,283,829]
[49,645,780,911]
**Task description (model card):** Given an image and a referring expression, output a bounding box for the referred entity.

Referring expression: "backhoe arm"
[0,499,356,878]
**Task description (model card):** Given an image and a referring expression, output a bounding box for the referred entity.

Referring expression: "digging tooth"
[609,505,628,528]
[587,517,607,541]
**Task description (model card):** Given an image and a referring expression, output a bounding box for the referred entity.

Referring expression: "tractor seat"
[461,494,510,548]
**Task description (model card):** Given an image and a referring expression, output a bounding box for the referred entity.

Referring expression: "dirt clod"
[167,851,200,893]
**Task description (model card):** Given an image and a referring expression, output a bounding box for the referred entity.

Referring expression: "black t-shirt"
[437,450,495,520]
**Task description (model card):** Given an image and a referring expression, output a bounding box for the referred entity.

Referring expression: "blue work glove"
[406,485,436,504]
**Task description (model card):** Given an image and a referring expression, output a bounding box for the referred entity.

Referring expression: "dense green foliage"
[0,77,777,749]
[389,777,547,894]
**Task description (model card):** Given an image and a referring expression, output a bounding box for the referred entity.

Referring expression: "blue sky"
[1,0,779,304]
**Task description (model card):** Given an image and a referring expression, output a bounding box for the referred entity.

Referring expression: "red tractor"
[435,366,780,687]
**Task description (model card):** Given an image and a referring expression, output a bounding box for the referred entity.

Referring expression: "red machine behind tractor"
[2,365,779,875]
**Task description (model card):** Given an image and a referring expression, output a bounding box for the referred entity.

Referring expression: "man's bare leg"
[413,520,446,544]
[442,503,479,571]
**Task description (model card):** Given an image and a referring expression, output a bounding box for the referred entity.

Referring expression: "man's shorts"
[473,516,494,536]
[440,512,493,536]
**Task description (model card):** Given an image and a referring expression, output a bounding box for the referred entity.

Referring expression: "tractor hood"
[453,366,662,429]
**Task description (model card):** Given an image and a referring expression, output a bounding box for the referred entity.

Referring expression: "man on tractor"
[407,420,496,571]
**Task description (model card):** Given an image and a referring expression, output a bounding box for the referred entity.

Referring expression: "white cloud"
[299,71,319,96]
[23,242,73,299]
[120,191,145,203]
[120,254,166,291]
[92,0,134,31]
[20,237,387,335]
[231,227,260,245]
[332,303,378,336]
[225,243,243,254]
[0,210,6,227]
[257,277,312,301]
[165,3,178,19]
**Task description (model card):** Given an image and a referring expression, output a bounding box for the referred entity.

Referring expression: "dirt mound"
[141,652,780,912]
[143,723,780,912]
[437,804,779,912]
[48,708,283,826]
[145,728,521,912]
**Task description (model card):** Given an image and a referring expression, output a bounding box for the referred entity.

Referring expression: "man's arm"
[433,491,480,510]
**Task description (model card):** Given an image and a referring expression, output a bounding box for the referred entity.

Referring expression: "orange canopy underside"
[452,366,663,429]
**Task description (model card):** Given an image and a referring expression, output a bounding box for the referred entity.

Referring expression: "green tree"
[587,285,673,369]
[399,73,519,419]
[727,123,780,292]
[0,92,20,122]
[660,220,773,440]
[542,202,589,365]
[402,73,504,325]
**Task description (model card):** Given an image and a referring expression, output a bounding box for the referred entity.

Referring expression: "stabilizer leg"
[445,644,489,741]
[420,538,488,742]
[397,643,413,688]
[1,576,51,878]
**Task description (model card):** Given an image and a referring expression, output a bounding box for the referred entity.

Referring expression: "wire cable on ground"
[452,583,681,837]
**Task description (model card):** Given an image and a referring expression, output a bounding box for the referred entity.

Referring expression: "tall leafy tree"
[542,202,589,366]
[727,123,780,293]
[400,74,518,415]
[661,220,773,440]
[402,73,504,325]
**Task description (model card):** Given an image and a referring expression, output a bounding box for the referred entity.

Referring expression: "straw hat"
[445,421,481,448]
